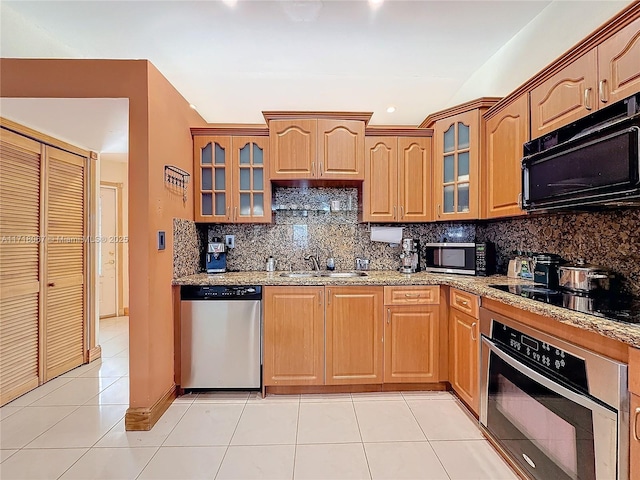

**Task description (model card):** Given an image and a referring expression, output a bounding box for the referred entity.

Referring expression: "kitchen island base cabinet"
[325,287,384,385]
[383,305,439,383]
[632,393,640,480]
[263,287,324,386]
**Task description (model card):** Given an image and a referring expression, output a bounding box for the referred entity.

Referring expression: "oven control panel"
[492,321,588,390]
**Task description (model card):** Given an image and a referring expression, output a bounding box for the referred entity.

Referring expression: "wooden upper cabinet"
[398,137,432,222]
[325,286,383,385]
[363,135,431,223]
[317,119,364,180]
[231,136,271,224]
[598,16,640,105]
[194,135,271,223]
[433,111,479,220]
[269,119,317,179]
[483,94,529,219]
[263,286,325,386]
[363,137,397,222]
[530,50,598,138]
[268,115,367,180]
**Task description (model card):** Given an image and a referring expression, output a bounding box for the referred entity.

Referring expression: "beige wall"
[100,154,129,312]
[0,58,207,412]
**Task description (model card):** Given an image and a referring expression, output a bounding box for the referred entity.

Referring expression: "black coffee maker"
[533,253,562,289]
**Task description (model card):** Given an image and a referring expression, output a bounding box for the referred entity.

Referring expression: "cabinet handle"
[517,192,523,209]
[234,206,238,221]
[471,322,477,341]
[437,204,441,218]
[634,407,640,442]
[458,299,468,306]
[387,308,391,324]
[599,79,608,103]
[393,206,397,220]
[48,282,55,287]
[319,290,323,307]
[400,205,404,219]
[227,206,231,219]
[311,161,315,177]
[584,88,592,111]
[327,289,331,305]
[404,293,421,298]
[319,162,323,176]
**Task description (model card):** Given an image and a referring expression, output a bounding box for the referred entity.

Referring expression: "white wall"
[99,153,129,312]
[449,0,634,103]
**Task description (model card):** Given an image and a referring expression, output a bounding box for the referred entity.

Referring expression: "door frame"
[99,182,124,317]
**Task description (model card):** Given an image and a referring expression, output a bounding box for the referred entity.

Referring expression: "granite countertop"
[173,271,640,348]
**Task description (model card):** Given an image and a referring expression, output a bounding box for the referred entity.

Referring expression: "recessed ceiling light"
[189,104,197,110]
[369,0,384,9]
[386,106,396,113]
[222,0,238,7]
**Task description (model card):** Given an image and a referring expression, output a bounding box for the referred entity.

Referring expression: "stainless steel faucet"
[304,254,321,271]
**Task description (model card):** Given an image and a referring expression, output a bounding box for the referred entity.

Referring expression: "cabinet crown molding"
[262,111,373,125]
[420,97,501,128]
[365,126,433,137]
[191,124,269,136]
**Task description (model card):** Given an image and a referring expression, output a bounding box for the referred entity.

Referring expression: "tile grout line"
[291,395,301,480]
[349,397,373,480]
[212,394,249,480]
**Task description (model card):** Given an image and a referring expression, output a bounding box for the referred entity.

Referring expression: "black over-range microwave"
[522,92,640,211]
[423,242,494,276]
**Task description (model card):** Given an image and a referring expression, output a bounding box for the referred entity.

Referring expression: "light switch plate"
[158,231,166,250]
[225,235,235,249]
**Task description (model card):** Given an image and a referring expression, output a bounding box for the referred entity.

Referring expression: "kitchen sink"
[279,272,316,278]
[279,271,368,278]
[316,271,368,278]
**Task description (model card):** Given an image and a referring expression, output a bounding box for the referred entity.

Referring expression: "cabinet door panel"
[194,136,232,222]
[269,120,316,179]
[449,309,479,415]
[398,137,432,222]
[383,306,438,383]
[530,50,598,137]
[326,287,383,385]
[632,393,640,480]
[598,17,640,105]
[483,95,529,219]
[363,137,397,222]
[231,136,271,223]
[263,287,324,386]
[317,119,364,180]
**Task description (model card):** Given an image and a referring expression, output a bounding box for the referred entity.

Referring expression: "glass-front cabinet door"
[194,136,232,222]
[434,111,478,220]
[231,136,271,223]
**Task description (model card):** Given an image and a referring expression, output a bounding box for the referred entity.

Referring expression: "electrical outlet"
[158,231,166,250]
[225,235,235,249]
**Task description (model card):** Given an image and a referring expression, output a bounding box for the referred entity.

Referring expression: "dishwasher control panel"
[181,285,262,301]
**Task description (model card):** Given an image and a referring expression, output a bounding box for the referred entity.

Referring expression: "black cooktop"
[489,284,640,325]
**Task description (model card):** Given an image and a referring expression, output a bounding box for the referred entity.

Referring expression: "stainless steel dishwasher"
[180,285,261,389]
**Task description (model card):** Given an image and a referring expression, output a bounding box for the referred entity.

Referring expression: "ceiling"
[0,0,633,155]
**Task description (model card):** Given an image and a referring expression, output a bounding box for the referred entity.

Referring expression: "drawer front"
[450,288,479,318]
[384,286,439,305]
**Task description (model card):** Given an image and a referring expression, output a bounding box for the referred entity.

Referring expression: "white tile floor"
[0,316,518,480]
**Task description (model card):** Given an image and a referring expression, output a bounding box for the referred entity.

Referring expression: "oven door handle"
[483,337,617,418]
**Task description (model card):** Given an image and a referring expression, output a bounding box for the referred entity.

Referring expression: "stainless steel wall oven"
[479,308,629,480]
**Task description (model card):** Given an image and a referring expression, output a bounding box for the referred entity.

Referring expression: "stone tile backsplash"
[476,209,640,296]
[173,187,640,296]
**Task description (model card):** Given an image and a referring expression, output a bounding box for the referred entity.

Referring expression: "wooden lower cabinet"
[631,393,640,480]
[325,286,384,385]
[263,286,325,386]
[449,308,479,414]
[383,305,439,383]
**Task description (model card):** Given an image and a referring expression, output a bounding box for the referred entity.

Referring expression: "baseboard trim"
[88,345,102,363]
[123,307,129,316]
[265,382,449,395]
[125,384,176,431]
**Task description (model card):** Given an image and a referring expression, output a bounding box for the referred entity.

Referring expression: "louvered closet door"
[0,129,42,405]
[43,146,86,381]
